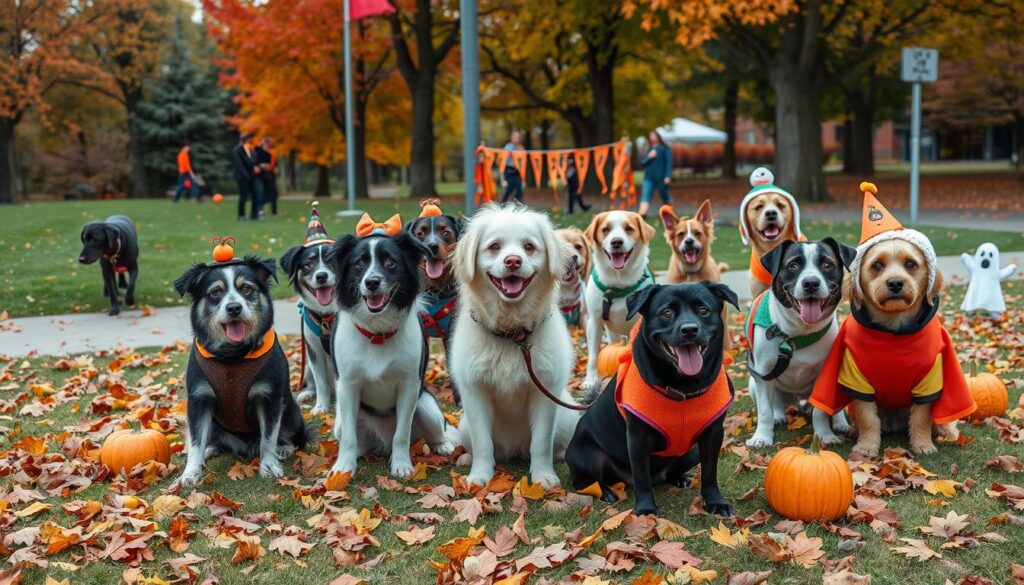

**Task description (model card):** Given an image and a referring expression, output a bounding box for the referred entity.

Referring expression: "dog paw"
[203,446,222,462]
[634,504,659,517]
[178,468,203,488]
[330,456,357,476]
[851,442,879,458]
[390,458,415,479]
[430,441,455,456]
[667,473,690,488]
[745,433,774,449]
[911,440,937,455]
[531,469,561,489]
[831,419,851,435]
[276,444,296,460]
[456,453,473,467]
[260,458,284,478]
[310,403,330,416]
[296,390,314,403]
[815,431,844,446]
[600,489,620,503]
[704,500,733,517]
[466,466,494,488]
[772,413,789,426]
[125,295,136,306]
[935,422,959,441]
[108,306,121,316]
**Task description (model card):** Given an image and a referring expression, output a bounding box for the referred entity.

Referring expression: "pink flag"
[350,0,395,19]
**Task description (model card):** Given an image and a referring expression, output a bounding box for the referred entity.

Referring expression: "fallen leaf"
[890,537,942,562]
[823,569,872,584]
[650,540,701,569]
[726,570,772,585]
[747,533,791,563]
[452,498,484,525]
[987,455,1023,473]
[655,517,692,540]
[924,479,961,498]
[514,477,545,500]
[709,522,747,549]
[395,525,435,546]
[325,470,352,492]
[15,502,53,518]
[919,510,970,539]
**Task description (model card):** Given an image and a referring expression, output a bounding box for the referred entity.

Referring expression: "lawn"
[1,282,1022,584]
[2,198,1022,318]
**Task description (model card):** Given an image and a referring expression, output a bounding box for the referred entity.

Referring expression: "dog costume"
[809,184,976,424]
[297,204,336,353]
[738,167,805,286]
[592,268,656,321]
[614,322,733,457]
[745,290,832,381]
[961,243,1018,316]
[193,330,280,434]
[415,202,459,339]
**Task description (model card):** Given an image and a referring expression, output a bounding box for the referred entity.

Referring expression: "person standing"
[638,130,672,219]
[255,137,279,216]
[231,135,261,220]
[500,130,525,204]
[173,143,200,202]
[565,155,590,213]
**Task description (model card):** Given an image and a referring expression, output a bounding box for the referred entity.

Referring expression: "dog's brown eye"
[904,259,917,270]
[788,261,800,271]
[487,242,500,253]
[697,306,711,317]
[871,260,884,271]
[523,242,536,253]
[210,289,223,299]
[693,231,702,237]
[601,226,610,234]
[754,204,764,211]
[660,308,673,319]
[385,258,396,268]
[821,261,834,271]
[241,285,253,296]
[416,230,425,237]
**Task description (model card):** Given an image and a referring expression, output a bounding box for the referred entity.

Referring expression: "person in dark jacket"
[565,155,590,214]
[639,130,672,219]
[500,130,525,204]
[231,135,262,221]
[255,137,279,216]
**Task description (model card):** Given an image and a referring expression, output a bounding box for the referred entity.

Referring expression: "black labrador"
[79,215,139,315]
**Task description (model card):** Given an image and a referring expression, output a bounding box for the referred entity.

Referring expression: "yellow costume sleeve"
[910,354,943,404]
[838,349,875,401]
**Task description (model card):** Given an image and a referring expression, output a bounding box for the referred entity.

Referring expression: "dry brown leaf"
[395,525,435,546]
[823,570,872,584]
[890,537,942,562]
[726,570,772,585]
[747,534,791,563]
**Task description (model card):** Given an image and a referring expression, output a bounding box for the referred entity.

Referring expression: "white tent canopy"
[657,117,727,144]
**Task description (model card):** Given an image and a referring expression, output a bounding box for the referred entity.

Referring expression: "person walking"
[231,135,261,221]
[173,143,200,202]
[638,130,672,219]
[255,137,279,216]
[500,130,525,204]
[565,155,590,213]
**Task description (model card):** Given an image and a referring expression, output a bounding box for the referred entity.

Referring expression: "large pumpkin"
[597,340,630,377]
[100,422,171,475]
[965,362,1008,422]
[764,437,852,522]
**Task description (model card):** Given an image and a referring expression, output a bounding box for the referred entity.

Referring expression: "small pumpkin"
[212,193,224,203]
[964,361,1008,422]
[100,420,171,474]
[212,236,236,263]
[764,436,852,522]
[597,339,630,377]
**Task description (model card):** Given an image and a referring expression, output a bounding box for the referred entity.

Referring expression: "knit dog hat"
[851,182,938,297]
[737,167,803,245]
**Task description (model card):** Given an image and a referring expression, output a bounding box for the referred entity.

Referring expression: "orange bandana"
[195,329,276,360]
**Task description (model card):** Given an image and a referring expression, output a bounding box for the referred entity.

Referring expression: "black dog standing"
[565,282,739,516]
[79,215,139,315]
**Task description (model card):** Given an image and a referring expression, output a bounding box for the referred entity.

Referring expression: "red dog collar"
[354,323,397,345]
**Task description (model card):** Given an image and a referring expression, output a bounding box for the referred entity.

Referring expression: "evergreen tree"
[136,18,233,193]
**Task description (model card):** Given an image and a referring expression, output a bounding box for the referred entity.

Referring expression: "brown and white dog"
[738,168,803,299]
[659,200,727,284]
[555,226,591,328]
[581,211,657,392]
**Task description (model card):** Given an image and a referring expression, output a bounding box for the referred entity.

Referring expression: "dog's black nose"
[764,209,778,220]
[802,277,821,292]
[886,278,904,293]
[504,255,522,270]
[683,238,695,247]
[365,277,381,291]
[428,242,440,255]
[226,302,243,317]
[315,272,329,284]
[609,238,624,249]
[680,324,699,340]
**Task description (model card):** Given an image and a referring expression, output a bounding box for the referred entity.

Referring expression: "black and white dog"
[78,215,139,316]
[173,256,308,487]
[328,230,453,478]
[566,282,739,516]
[281,243,339,414]
[745,238,855,448]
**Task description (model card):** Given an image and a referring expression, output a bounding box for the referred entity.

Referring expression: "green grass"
[2,282,1022,584]
[2,198,1022,318]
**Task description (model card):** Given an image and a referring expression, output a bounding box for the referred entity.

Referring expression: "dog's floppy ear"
[80,223,91,243]
[704,281,740,311]
[246,256,277,284]
[759,239,796,277]
[394,230,431,261]
[696,199,713,224]
[280,245,303,280]
[328,234,359,271]
[583,213,603,247]
[635,214,656,243]
[174,264,208,298]
[658,205,677,233]
[452,215,481,282]
[821,237,857,271]
[445,215,462,239]
[626,284,660,320]
[543,220,570,278]
[930,268,945,298]
[403,219,417,233]
[103,225,120,250]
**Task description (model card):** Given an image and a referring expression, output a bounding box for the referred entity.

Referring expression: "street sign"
[901,47,939,83]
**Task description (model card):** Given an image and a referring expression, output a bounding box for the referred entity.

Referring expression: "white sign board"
[901,47,939,83]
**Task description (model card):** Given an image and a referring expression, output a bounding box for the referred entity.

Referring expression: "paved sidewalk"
[3,251,1021,358]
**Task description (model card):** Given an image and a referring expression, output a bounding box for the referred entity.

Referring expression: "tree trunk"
[409,79,436,195]
[770,66,827,201]
[286,150,298,192]
[587,48,615,145]
[1016,114,1024,180]
[845,89,875,176]
[314,164,331,197]
[0,118,17,204]
[722,80,739,179]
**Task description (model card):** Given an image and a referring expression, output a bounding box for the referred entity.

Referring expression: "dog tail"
[717,262,730,272]
[581,377,612,406]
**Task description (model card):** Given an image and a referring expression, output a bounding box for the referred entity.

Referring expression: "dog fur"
[659,200,727,284]
[555,226,591,327]
[744,193,798,298]
[79,215,140,316]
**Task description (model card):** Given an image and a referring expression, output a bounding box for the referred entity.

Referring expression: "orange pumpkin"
[212,236,236,263]
[100,422,171,474]
[764,437,852,522]
[597,340,630,377]
[964,362,1008,422]
[212,193,224,203]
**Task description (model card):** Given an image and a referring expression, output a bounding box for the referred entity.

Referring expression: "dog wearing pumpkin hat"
[738,168,804,299]
[280,202,339,415]
[327,213,454,479]
[174,238,309,487]
[809,183,976,457]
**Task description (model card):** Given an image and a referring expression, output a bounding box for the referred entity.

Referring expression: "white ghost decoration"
[961,242,1018,317]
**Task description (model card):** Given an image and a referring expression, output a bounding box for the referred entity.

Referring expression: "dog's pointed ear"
[636,215,656,243]
[280,246,303,279]
[246,257,277,283]
[759,239,795,277]
[821,237,858,271]
[174,264,208,298]
[658,205,677,233]
[452,215,481,282]
[626,284,660,320]
[704,281,739,311]
[696,199,713,224]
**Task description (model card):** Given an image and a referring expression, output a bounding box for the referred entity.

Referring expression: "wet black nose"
[981,259,991,269]
[365,277,381,291]
[764,209,778,221]
[315,272,329,284]
[680,324,699,340]
[610,238,624,249]
[78,256,87,263]
[226,302,242,317]
[802,277,821,292]
[886,278,904,293]
[683,238,695,247]
[428,241,440,255]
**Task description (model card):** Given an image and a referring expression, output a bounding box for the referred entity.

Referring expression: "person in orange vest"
[173,143,200,202]
[256,137,279,216]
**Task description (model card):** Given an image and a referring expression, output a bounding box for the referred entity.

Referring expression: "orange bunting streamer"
[474,146,496,205]
[610,140,635,209]
[511,150,528,178]
[592,146,610,194]
[573,149,591,187]
[528,152,545,188]
[546,153,561,193]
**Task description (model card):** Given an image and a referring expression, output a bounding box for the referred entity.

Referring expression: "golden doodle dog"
[554,226,591,327]
[810,184,976,457]
[738,167,803,299]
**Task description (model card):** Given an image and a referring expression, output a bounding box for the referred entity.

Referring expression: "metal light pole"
[900,47,938,227]
[337,0,362,218]
[460,0,480,216]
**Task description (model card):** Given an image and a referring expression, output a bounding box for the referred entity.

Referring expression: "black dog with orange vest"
[565,282,739,516]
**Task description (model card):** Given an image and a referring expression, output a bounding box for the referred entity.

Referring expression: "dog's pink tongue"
[425,258,445,279]
[225,321,247,342]
[764,225,780,238]
[610,252,627,269]
[315,286,334,306]
[500,276,525,295]
[683,249,699,264]
[366,294,387,310]
[676,345,703,376]
[798,300,823,324]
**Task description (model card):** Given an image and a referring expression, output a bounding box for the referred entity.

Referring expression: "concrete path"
[3,251,1021,358]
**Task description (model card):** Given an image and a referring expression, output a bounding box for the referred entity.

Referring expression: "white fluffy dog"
[450,204,580,489]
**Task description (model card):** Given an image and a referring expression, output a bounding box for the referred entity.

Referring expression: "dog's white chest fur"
[334,309,422,410]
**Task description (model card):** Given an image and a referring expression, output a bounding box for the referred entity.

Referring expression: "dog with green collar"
[745,238,857,449]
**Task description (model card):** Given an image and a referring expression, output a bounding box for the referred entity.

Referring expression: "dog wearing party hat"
[809,183,976,457]
[280,203,340,414]
[738,168,804,299]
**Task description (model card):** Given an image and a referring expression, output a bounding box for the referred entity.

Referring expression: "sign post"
[900,47,938,226]
[461,0,480,216]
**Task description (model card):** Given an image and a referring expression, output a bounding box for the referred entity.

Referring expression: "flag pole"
[337,0,362,217]
[460,0,479,216]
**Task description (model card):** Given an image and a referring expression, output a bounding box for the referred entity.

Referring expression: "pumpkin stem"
[809,435,823,455]
[970,360,977,377]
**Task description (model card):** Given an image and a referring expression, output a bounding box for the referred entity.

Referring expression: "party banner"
[546,153,561,193]
[528,152,545,188]
[592,146,610,193]
[511,150,528,178]
[572,149,590,187]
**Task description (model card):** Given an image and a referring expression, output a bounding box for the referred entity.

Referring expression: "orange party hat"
[419,198,443,218]
[858,182,903,245]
